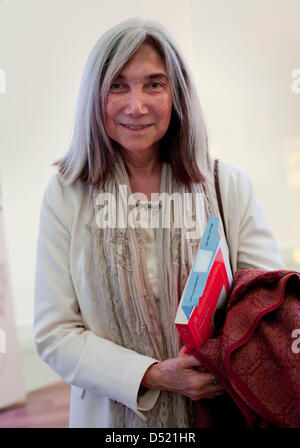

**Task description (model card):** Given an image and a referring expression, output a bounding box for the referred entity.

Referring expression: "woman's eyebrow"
[115,73,169,81]
[147,73,169,80]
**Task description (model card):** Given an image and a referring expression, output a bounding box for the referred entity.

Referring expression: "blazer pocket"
[71,385,86,399]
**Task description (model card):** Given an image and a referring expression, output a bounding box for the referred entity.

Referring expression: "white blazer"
[33,160,285,427]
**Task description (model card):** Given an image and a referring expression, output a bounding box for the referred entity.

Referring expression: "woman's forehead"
[117,43,167,77]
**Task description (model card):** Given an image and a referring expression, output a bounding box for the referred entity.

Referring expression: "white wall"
[0,0,299,392]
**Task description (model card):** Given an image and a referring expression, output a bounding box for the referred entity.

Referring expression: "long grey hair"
[53,17,212,191]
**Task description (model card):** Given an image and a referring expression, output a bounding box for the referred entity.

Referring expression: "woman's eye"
[149,82,163,88]
[110,83,124,91]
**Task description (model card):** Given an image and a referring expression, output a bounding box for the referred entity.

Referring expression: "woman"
[34,18,284,428]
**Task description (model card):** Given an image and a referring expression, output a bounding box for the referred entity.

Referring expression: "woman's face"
[104,43,173,158]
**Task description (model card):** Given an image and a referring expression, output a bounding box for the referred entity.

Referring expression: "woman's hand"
[141,349,224,401]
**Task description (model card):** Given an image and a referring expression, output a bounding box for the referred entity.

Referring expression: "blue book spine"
[181,217,219,319]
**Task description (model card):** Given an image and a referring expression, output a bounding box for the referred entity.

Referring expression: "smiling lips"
[120,123,152,130]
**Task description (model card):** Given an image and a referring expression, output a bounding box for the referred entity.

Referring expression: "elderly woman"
[34,18,284,428]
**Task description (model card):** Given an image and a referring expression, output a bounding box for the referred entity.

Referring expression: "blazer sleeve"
[33,174,159,421]
[218,161,285,272]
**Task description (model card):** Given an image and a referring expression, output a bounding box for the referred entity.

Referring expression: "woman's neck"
[118,146,162,200]
[119,146,161,179]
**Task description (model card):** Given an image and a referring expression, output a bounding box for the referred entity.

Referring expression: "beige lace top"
[136,201,161,298]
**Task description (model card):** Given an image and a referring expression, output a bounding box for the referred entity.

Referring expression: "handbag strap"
[213,158,233,272]
[214,158,227,240]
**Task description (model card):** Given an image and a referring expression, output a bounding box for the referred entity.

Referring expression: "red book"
[175,238,233,350]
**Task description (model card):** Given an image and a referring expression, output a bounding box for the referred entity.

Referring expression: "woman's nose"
[124,90,148,116]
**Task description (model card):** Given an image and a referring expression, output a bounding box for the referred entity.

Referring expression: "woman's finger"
[202,390,225,399]
[179,354,203,368]
[178,345,190,357]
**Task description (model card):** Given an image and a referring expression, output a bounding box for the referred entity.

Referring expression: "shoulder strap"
[213,158,227,241]
[214,159,234,273]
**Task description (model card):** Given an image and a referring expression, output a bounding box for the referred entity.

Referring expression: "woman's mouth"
[120,123,152,131]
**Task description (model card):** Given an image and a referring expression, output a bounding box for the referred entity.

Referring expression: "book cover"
[175,217,233,350]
